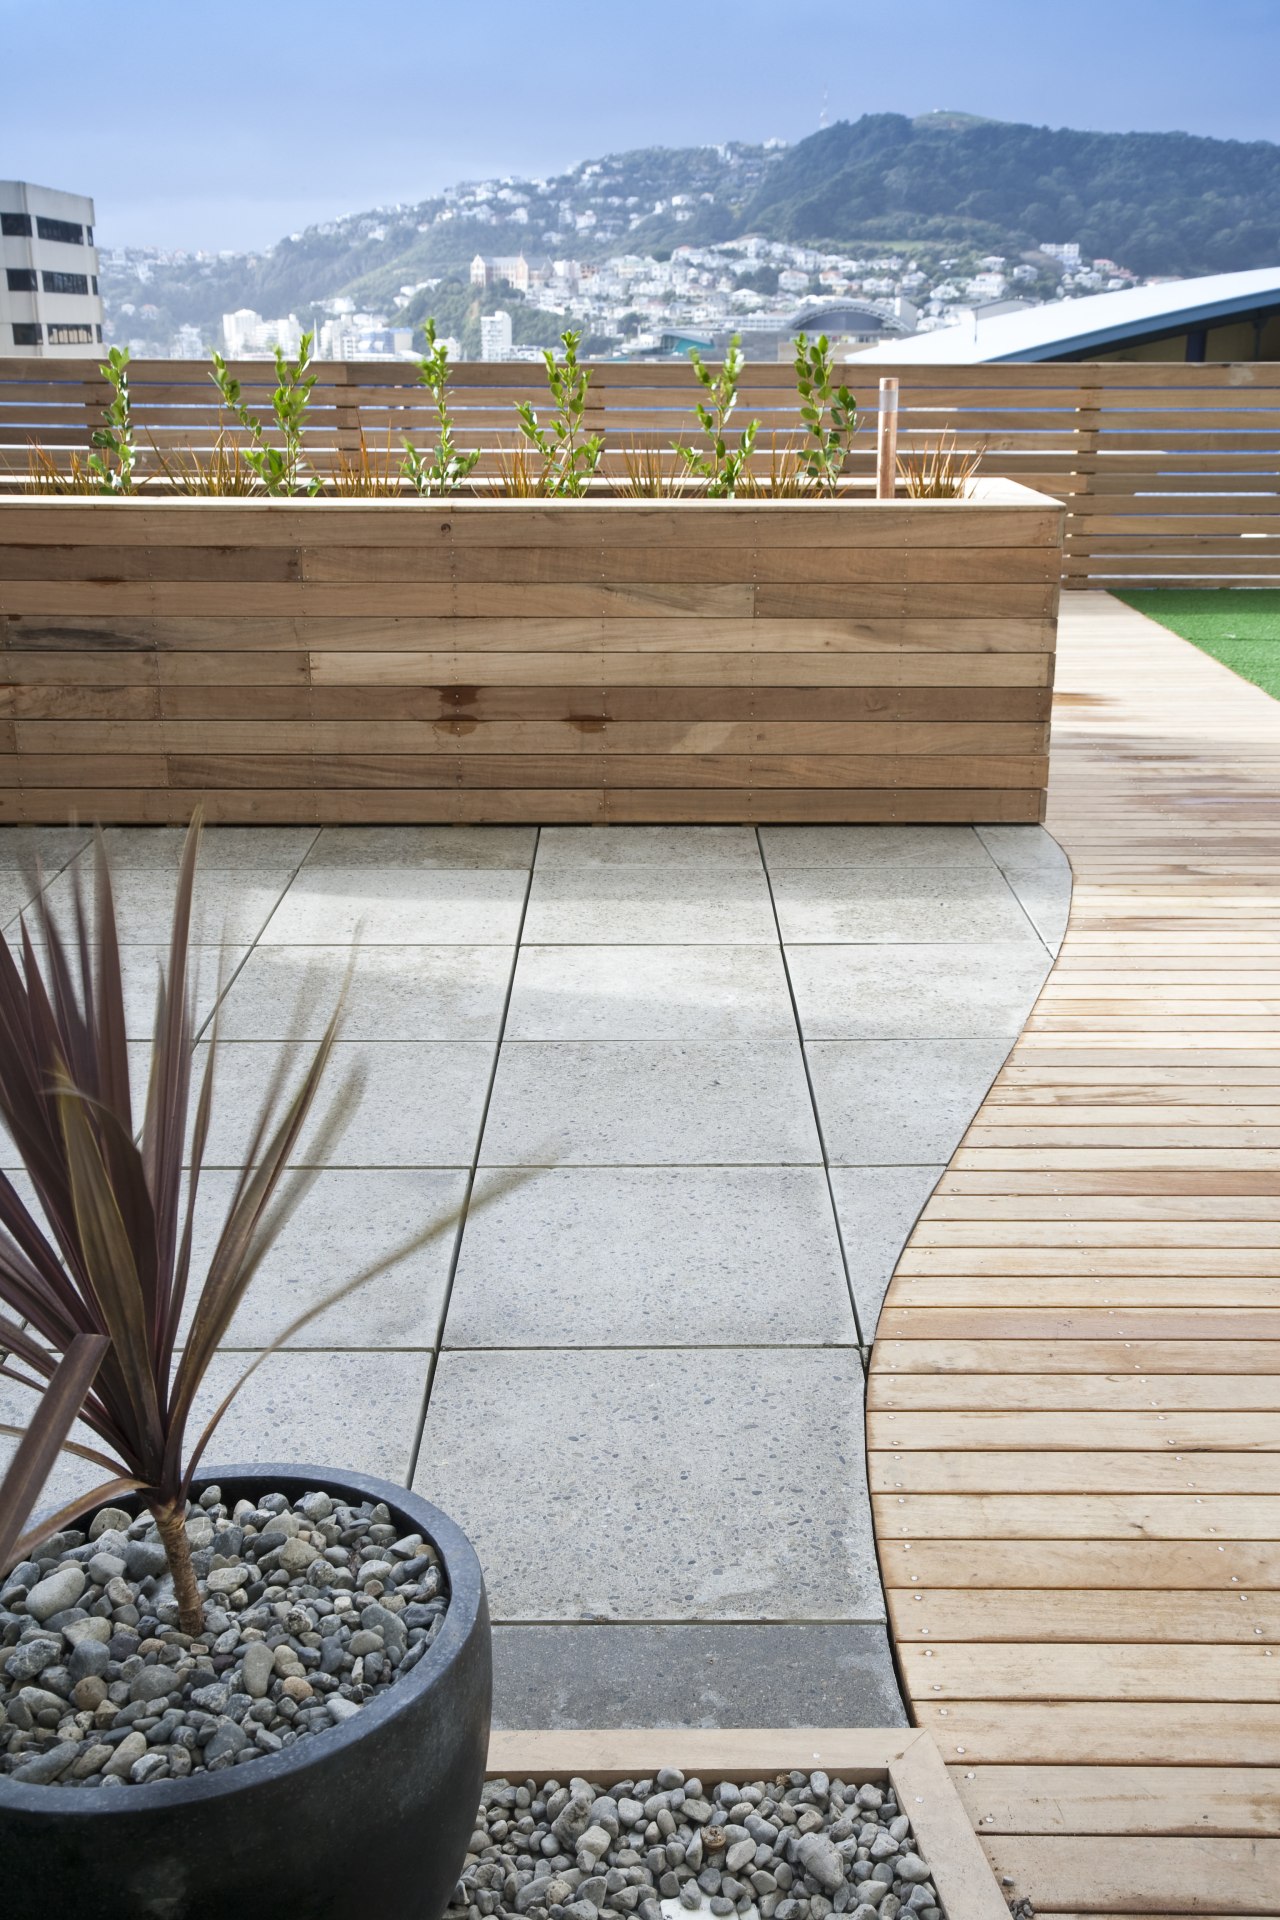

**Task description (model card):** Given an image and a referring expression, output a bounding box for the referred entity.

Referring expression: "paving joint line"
[755,826,864,1346]
[406,834,541,1489]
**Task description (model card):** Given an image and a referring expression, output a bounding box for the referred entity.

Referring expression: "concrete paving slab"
[40,867,293,945]
[305,826,536,869]
[22,940,248,1041]
[447,1167,854,1347]
[523,867,778,945]
[258,868,528,945]
[184,1167,467,1349]
[0,871,49,928]
[5,1349,430,1520]
[1002,865,1073,950]
[196,1349,430,1484]
[92,827,318,869]
[807,1038,1012,1164]
[787,942,1051,1038]
[0,828,92,869]
[977,824,1072,876]
[479,1041,822,1165]
[828,1165,946,1336]
[537,826,762,867]
[505,945,794,1042]
[217,944,512,1042]
[417,1348,879,1621]
[761,826,992,868]
[193,1039,495,1167]
[491,1624,907,1728]
[770,867,1039,944]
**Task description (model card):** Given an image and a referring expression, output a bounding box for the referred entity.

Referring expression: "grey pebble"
[12,1742,80,1785]
[22,1565,86,1623]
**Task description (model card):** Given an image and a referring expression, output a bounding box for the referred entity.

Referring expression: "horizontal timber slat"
[0,482,1061,822]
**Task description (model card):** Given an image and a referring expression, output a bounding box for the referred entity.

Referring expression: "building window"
[86,226,94,245]
[47,324,95,345]
[11,323,43,346]
[1,212,32,237]
[91,275,99,294]
[96,323,103,342]
[42,271,90,296]
[6,268,38,292]
[36,216,84,246]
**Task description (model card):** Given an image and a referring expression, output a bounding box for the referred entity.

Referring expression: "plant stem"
[150,1497,203,1635]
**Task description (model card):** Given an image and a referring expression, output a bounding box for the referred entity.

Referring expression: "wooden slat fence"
[0,358,1277,588]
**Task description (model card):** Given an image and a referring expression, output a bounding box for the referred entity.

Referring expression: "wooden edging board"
[483,1728,1008,1920]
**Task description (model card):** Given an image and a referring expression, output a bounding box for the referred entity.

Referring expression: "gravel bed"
[0,1486,449,1788]
[449,1770,945,1920]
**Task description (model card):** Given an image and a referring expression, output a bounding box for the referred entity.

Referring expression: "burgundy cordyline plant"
[0,818,374,1635]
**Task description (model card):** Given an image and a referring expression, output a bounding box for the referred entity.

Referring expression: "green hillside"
[743,114,1280,274]
[105,113,1280,346]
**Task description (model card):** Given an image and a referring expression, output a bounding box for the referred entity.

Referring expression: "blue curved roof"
[857,267,1280,363]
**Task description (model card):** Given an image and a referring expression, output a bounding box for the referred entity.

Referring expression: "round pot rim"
[0,1461,482,1819]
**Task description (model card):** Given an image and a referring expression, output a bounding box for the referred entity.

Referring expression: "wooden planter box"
[483,1729,1009,1920]
[0,480,1062,825]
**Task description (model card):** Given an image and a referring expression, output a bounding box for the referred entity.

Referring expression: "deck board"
[870,593,1280,1916]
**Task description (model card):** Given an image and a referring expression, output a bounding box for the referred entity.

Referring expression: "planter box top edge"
[0,478,1062,513]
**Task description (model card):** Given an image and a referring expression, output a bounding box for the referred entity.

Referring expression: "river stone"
[62,1616,111,1649]
[123,1540,168,1582]
[4,1635,63,1684]
[67,1638,110,1684]
[129,1666,177,1704]
[794,1835,846,1895]
[240,1639,276,1698]
[23,1564,86,1623]
[205,1720,248,1762]
[102,1730,147,1778]
[88,1509,132,1541]
[12,1741,80,1784]
[205,1566,248,1595]
[894,1857,930,1885]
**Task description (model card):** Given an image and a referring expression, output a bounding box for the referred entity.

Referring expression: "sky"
[4,0,1280,252]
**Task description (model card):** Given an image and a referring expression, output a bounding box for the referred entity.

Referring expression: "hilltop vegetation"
[741,114,1280,275]
[105,112,1280,348]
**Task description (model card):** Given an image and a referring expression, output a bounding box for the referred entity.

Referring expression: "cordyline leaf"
[0,1332,108,1572]
[142,815,202,1346]
[55,1069,165,1479]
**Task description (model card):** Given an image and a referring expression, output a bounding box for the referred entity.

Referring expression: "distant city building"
[471,253,531,292]
[221,309,303,358]
[479,310,513,360]
[0,181,102,356]
[317,314,414,359]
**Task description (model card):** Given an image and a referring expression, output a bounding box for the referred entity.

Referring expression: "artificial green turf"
[1113,589,1280,702]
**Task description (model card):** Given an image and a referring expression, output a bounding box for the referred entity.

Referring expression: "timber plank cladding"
[0,478,1062,825]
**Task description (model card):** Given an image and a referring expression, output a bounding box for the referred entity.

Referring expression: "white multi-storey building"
[1,181,103,356]
[479,310,512,361]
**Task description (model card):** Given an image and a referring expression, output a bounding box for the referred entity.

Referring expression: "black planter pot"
[0,1463,492,1920]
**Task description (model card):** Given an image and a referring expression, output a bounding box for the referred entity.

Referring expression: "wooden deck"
[868,592,1280,1917]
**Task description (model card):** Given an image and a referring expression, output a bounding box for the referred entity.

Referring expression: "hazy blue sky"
[4,0,1279,250]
